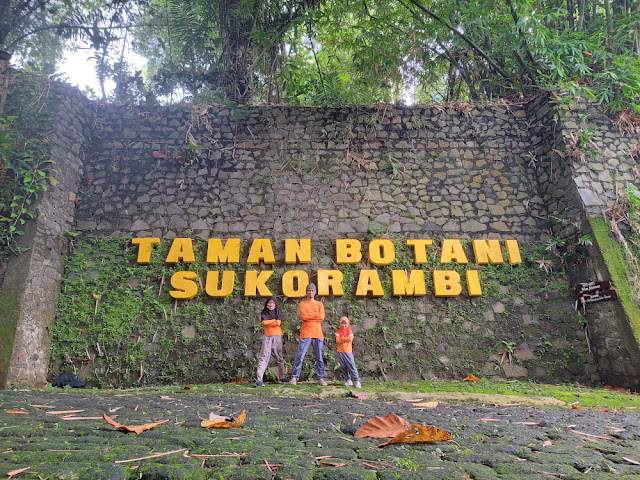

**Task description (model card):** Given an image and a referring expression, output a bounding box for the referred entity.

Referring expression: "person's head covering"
[339,316,350,327]
[261,296,281,321]
[306,283,317,294]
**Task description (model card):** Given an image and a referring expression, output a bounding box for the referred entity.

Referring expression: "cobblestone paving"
[1,386,640,479]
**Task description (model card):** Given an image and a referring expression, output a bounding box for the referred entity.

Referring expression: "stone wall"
[0,83,91,387]
[77,103,548,241]
[2,82,640,389]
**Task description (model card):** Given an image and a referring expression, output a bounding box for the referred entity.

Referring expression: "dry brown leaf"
[463,375,481,382]
[412,401,439,408]
[5,410,28,415]
[478,418,501,422]
[7,466,31,478]
[378,424,452,447]
[543,440,553,447]
[319,460,347,467]
[102,413,168,435]
[406,398,424,403]
[201,409,247,428]
[46,410,85,415]
[354,414,411,439]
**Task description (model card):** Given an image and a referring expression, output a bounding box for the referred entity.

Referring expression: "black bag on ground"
[52,373,86,388]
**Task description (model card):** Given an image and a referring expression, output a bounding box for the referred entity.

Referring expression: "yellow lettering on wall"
[391,270,426,296]
[369,239,395,266]
[282,270,309,298]
[170,271,198,299]
[166,238,195,263]
[247,239,275,264]
[440,239,468,264]
[505,239,522,264]
[433,270,462,297]
[317,270,344,296]
[336,239,362,264]
[207,238,240,263]
[406,239,433,263]
[205,271,235,298]
[466,270,482,296]
[472,239,503,265]
[132,237,160,264]
[244,270,273,296]
[285,239,311,264]
[355,270,384,297]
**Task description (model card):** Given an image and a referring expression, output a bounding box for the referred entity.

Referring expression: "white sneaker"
[355,381,362,389]
[290,378,297,385]
[344,379,353,386]
[318,378,328,386]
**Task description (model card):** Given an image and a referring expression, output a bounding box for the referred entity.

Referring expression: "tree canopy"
[1,0,639,112]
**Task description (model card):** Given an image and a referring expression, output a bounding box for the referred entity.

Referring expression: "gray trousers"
[256,335,285,382]
[338,352,360,381]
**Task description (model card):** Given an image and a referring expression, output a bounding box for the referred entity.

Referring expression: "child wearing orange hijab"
[335,316,361,388]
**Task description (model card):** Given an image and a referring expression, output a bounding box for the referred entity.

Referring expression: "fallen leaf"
[378,424,452,447]
[201,410,247,428]
[463,375,480,382]
[413,401,439,408]
[605,426,626,433]
[512,422,539,426]
[604,386,627,393]
[543,440,553,447]
[319,460,347,467]
[354,414,411,439]
[46,410,85,415]
[102,413,168,435]
[406,398,424,403]
[623,457,640,465]
[108,407,122,413]
[7,466,31,477]
[571,405,583,410]
[152,150,167,158]
[567,429,615,440]
[5,410,28,415]
[478,418,501,422]
[464,473,472,479]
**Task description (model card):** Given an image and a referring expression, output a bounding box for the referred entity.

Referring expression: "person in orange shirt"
[290,283,327,386]
[256,296,287,387]
[335,316,361,388]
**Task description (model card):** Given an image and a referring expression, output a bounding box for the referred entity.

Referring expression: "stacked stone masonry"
[2,81,640,388]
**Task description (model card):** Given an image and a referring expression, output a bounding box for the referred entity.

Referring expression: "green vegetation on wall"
[588,217,640,351]
[51,236,582,387]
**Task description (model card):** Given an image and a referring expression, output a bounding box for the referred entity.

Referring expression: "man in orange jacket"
[290,283,327,386]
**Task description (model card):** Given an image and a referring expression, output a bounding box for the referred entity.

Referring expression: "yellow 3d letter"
[207,238,241,263]
[247,239,275,264]
[317,270,344,296]
[285,239,311,264]
[205,271,235,298]
[355,270,384,297]
[466,270,482,296]
[336,239,362,264]
[406,239,433,264]
[391,270,426,296]
[440,239,468,264]
[369,239,395,266]
[282,270,309,298]
[166,238,196,263]
[433,270,462,297]
[505,239,522,264]
[472,239,503,265]
[132,237,160,264]
[170,271,198,299]
[244,270,273,296]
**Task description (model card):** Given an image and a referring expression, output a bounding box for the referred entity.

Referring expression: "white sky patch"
[58,45,147,99]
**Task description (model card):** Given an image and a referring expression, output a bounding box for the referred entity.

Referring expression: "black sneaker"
[256,381,265,387]
[278,378,290,384]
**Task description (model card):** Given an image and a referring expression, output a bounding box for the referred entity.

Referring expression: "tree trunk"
[218,0,260,103]
[578,0,586,29]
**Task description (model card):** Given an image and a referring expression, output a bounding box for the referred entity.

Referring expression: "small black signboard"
[573,280,617,310]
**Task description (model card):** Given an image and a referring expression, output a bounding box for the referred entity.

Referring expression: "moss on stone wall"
[50,236,586,387]
[588,217,640,351]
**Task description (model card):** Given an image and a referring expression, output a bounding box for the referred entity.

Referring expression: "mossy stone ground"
[1,381,640,479]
